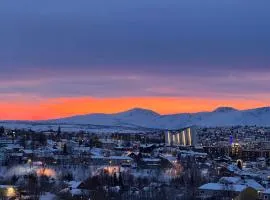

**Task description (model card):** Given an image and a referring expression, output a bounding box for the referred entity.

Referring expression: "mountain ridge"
[43,106,270,129]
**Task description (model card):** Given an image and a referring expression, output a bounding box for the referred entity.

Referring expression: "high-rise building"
[165,127,198,146]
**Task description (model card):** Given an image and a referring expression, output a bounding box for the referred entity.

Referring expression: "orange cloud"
[0,96,268,120]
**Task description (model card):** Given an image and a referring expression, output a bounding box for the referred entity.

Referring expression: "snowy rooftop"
[140,144,155,148]
[179,150,208,156]
[68,181,82,189]
[243,179,265,191]
[219,176,265,191]
[199,183,247,192]
[4,144,23,150]
[142,158,161,162]
[160,154,177,162]
[0,185,14,189]
[91,156,133,160]
[99,139,115,143]
[71,189,82,196]
[219,177,242,184]
[73,147,91,151]
[23,149,33,154]
[263,188,270,194]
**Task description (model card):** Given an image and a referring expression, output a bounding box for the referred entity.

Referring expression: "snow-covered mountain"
[47,106,270,129]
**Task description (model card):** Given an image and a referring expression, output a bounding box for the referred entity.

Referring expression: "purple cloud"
[0,0,269,100]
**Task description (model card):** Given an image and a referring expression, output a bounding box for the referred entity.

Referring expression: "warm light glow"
[177,133,180,144]
[6,187,16,197]
[104,166,119,175]
[182,131,186,146]
[36,168,56,177]
[188,128,192,145]
[232,142,240,147]
[0,96,268,120]
[168,131,171,145]
[172,134,176,145]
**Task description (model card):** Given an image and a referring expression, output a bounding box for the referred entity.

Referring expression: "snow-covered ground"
[0,121,157,133]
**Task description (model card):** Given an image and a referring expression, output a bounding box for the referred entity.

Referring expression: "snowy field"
[0,121,156,133]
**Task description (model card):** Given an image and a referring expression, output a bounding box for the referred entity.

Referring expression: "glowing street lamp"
[6,187,16,198]
[28,159,33,168]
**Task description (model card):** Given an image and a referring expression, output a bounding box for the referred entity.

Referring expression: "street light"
[6,187,16,198]
[28,159,32,169]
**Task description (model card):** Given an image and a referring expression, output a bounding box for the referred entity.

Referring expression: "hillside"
[47,106,270,129]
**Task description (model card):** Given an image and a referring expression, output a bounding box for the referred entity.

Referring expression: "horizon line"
[1,105,270,122]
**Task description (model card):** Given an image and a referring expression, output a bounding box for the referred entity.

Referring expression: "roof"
[10,153,23,157]
[199,183,247,192]
[110,156,133,160]
[179,150,208,156]
[90,148,103,156]
[219,177,265,191]
[70,189,82,196]
[244,179,265,191]
[23,149,33,154]
[140,144,155,148]
[91,156,133,160]
[142,158,161,162]
[160,154,177,162]
[219,177,241,184]
[0,185,14,189]
[74,147,90,151]
[4,144,23,150]
[263,188,270,194]
[227,164,241,173]
[99,139,115,144]
[68,181,82,189]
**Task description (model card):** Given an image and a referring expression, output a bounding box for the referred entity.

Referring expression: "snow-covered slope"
[48,106,270,129]
[48,108,160,128]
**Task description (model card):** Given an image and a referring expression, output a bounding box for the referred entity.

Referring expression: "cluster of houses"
[199,176,267,200]
[1,126,270,199]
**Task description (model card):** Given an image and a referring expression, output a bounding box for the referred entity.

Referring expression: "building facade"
[165,127,197,146]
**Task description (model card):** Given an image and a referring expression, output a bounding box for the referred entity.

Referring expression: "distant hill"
[46,106,270,129]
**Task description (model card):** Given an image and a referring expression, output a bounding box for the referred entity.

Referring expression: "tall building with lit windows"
[165,127,197,146]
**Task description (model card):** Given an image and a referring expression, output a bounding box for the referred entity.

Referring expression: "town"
[1,0,269,199]
[1,125,270,199]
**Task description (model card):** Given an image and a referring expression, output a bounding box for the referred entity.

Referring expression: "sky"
[0,0,270,120]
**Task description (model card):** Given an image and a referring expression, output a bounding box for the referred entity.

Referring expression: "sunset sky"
[0,0,270,120]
